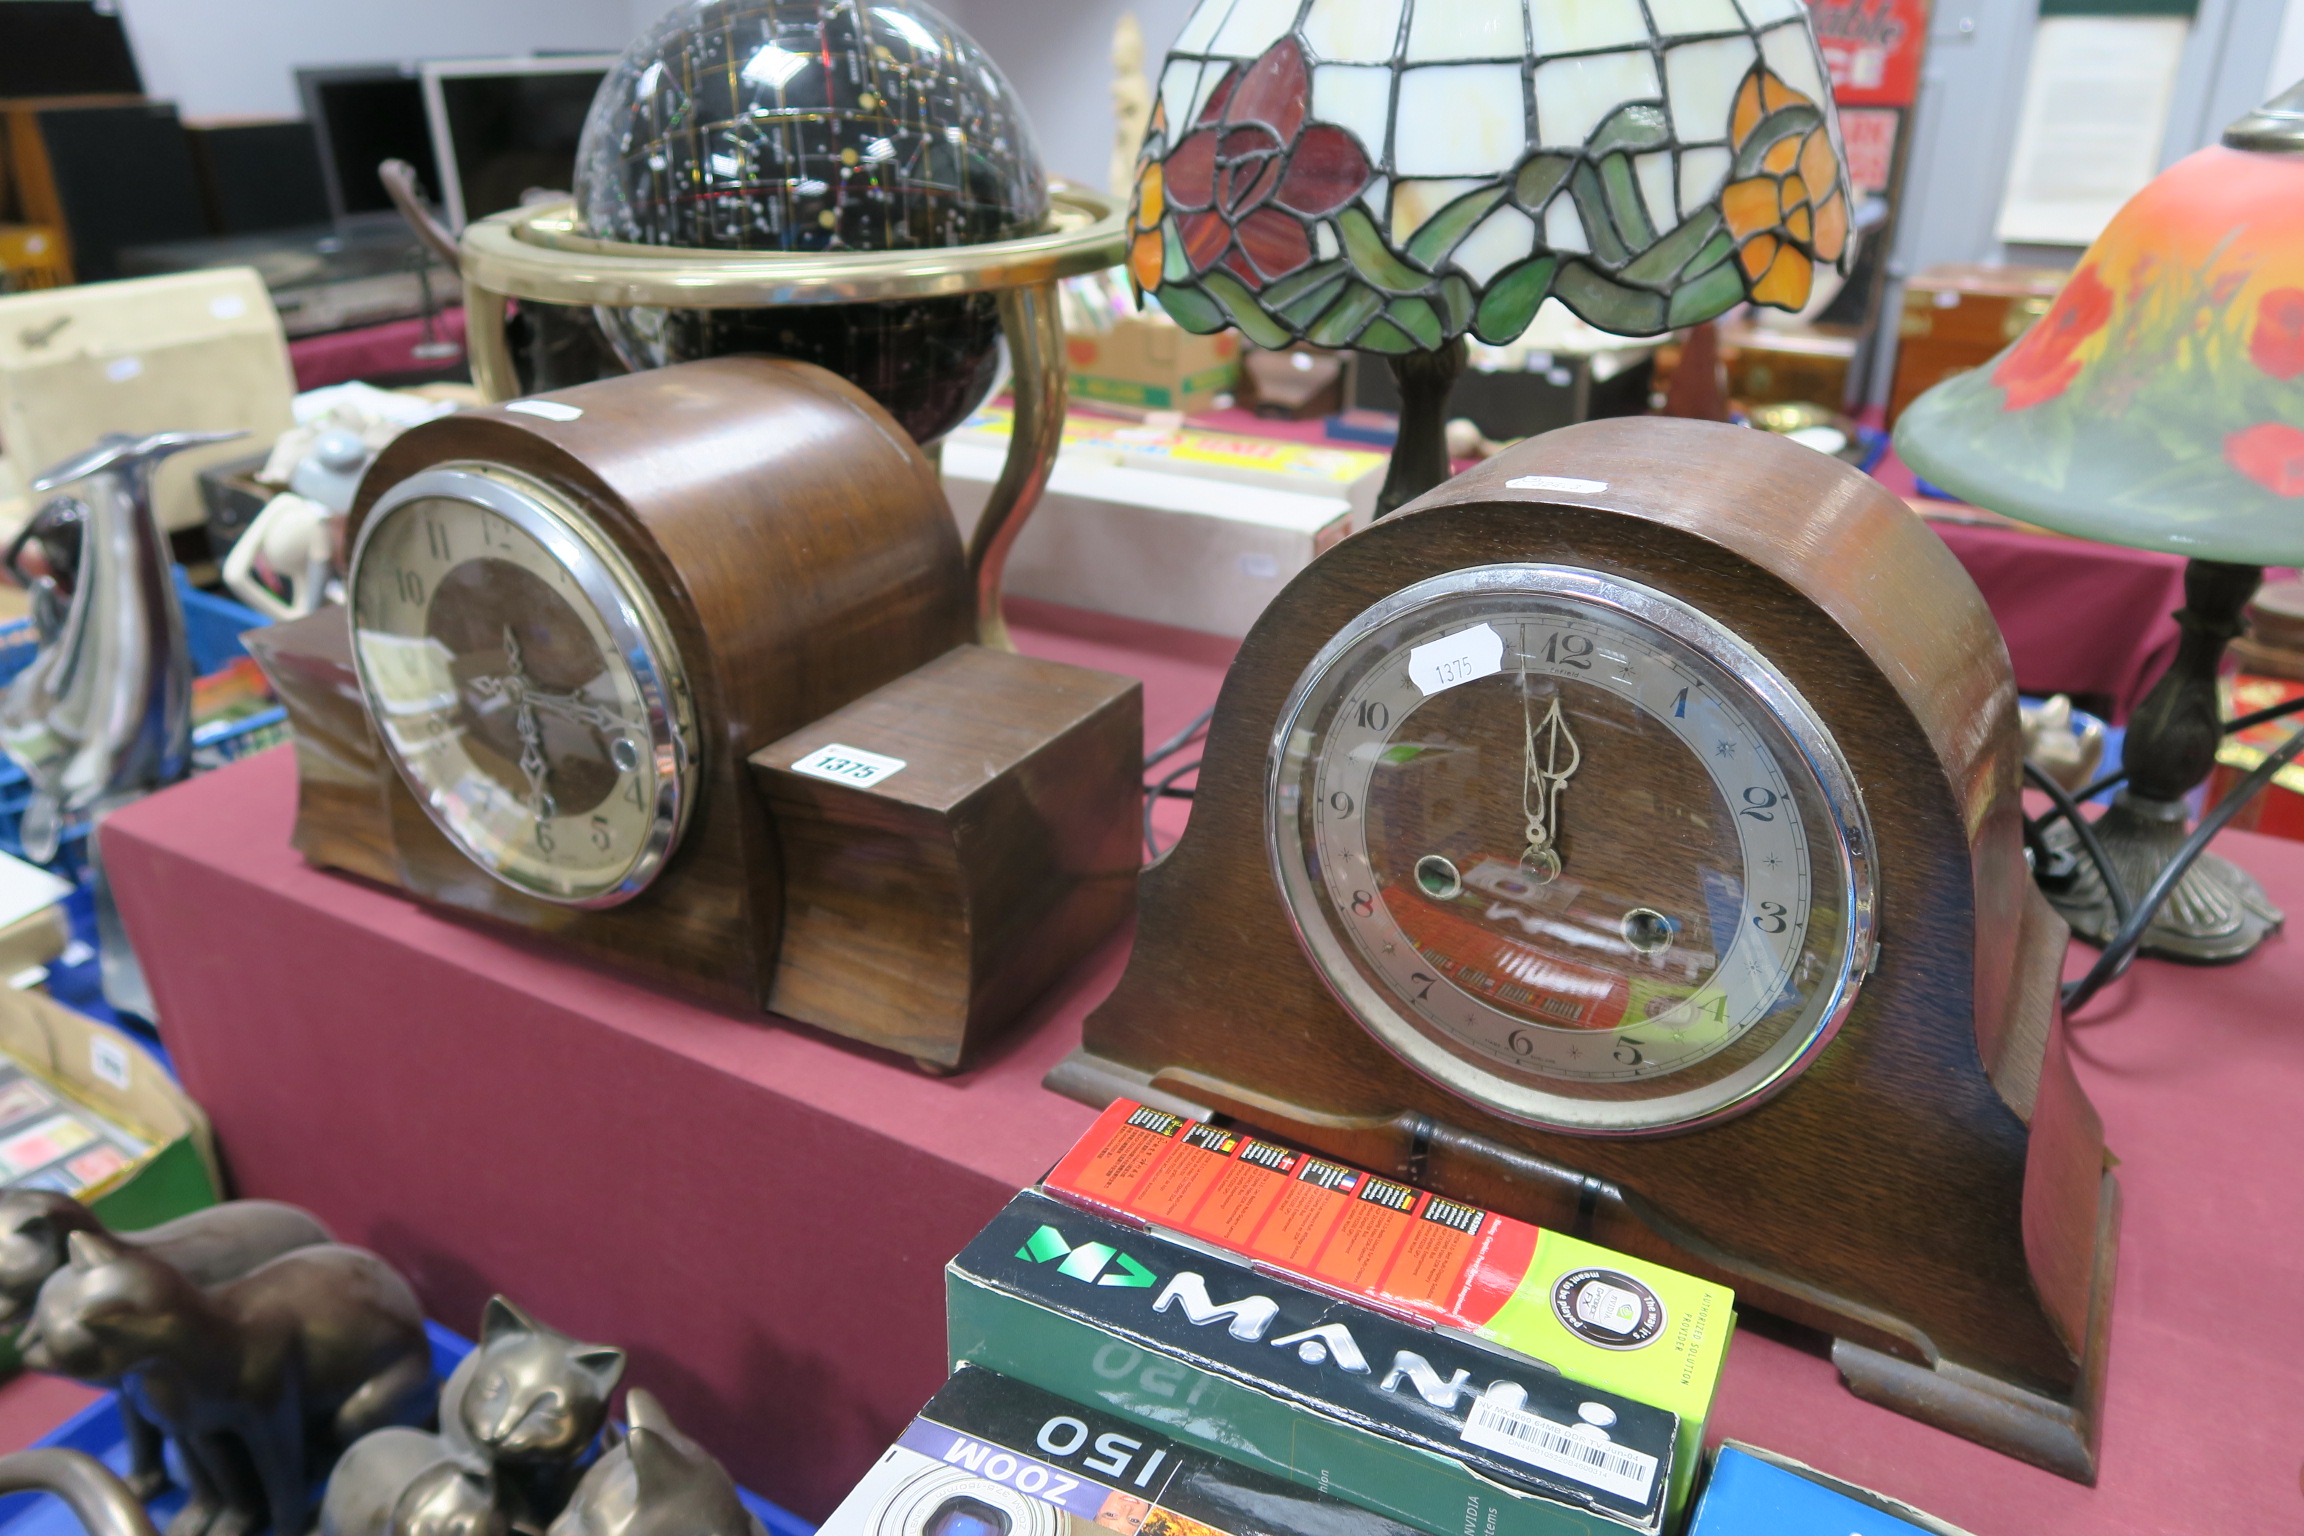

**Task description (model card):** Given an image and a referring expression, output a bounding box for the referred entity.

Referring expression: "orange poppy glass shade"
[1124,0,1857,352]
[1897,141,2304,565]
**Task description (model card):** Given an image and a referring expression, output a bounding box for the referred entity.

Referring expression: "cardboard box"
[1687,1444,1976,1535]
[0,266,295,532]
[823,1365,1433,1536]
[1043,1101,1731,1519]
[0,983,224,1371]
[1887,264,2066,425]
[943,408,1381,639]
[947,1190,1678,1536]
[1067,317,1240,415]
[2208,674,2304,842]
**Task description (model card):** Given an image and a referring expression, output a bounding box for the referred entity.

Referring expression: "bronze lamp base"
[2043,789,2282,961]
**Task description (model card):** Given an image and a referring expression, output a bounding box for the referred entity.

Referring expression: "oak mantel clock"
[1054,417,2116,1482]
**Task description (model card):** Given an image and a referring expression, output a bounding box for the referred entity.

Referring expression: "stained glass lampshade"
[1123,0,1856,509]
[1897,80,2304,965]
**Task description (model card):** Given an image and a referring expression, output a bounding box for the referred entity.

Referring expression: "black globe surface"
[574,0,1048,445]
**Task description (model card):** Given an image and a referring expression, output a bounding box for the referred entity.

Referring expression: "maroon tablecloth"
[99,598,2304,1533]
[288,308,468,391]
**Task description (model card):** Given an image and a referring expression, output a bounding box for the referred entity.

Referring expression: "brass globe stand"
[455,188,1126,649]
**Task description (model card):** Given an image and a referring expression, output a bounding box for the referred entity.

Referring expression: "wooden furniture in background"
[1888,263,2067,425]
[1058,417,2116,1482]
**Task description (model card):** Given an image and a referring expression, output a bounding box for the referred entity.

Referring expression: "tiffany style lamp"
[1124,0,1858,514]
[1898,80,2304,963]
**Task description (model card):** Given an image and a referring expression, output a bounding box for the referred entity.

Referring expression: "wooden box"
[750,645,1141,1070]
[1888,264,2066,425]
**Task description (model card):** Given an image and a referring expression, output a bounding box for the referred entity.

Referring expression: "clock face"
[1268,565,1876,1135]
[348,465,696,908]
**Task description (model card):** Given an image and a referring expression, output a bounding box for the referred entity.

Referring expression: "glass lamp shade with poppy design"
[1897,79,2304,966]
[1124,0,1858,514]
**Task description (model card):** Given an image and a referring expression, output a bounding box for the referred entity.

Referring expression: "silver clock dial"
[349,465,696,907]
[1268,565,1876,1136]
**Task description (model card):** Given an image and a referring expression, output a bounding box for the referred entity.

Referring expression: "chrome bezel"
[348,464,697,908]
[1266,564,1878,1137]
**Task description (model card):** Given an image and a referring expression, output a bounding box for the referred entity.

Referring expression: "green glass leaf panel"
[1338,205,1432,294]
[1156,281,1229,334]
[1305,281,1386,347]
[1732,106,1824,176]
[1356,317,1418,354]
[1403,185,1510,270]
[1388,296,1445,350]
[1162,219,1190,285]
[1554,260,1667,335]
[1590,102,1671,156]
[1200,269,1296,349]
[1665,258,1749,327]
[1514,155,1574,212]
[1261,258,1348,313]
[1569,163,1631,268]
[1621,208,1723,287]
[1437,273,1474,334]
[1598,154,1655,250]
[1471,256,1557,345]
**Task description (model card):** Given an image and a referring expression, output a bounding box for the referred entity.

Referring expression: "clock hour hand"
[467,627,558,820]
[1521,673,1581,881]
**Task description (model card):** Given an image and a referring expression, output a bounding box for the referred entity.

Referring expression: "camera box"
[1687,1444,1977,1535]
[1043,1101,1731,1519]
[822,1365,1435,1536]
[946,1190,1677,1536]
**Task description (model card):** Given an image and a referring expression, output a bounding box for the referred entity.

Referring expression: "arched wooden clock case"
[1057,417,2116,1481]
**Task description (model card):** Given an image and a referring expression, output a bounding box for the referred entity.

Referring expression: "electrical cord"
[1142,757,1203,861]
[2058,724,2304,1012]
[2024,761,2132,931]
[1146,706,1214,772]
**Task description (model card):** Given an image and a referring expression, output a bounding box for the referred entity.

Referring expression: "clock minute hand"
[480,627,556,821]
[525,688,637,736]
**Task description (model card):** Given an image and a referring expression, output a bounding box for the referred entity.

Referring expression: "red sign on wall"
[1809,0,1931,109]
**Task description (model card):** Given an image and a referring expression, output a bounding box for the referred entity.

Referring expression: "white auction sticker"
[1506,474,1608,494]
[792,743,907,789]
[1408,623,1504,696]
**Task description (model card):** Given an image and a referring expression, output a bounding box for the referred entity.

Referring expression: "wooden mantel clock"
[252,356,1140,1069]
[1054,416,2116,1482]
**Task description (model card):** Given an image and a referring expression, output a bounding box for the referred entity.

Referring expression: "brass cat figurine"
[23,1231,434,1536]
[547,1392,760,1536]
[0,1193,333,1499]
[321,1429,506,1536]
[439,1297,624,1531]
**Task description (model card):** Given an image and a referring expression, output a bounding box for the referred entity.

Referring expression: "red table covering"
[101,602,2304,1534]
[288,308,469,391]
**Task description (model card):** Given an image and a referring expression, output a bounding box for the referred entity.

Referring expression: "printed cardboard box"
[821,1366,1438,1536]
[1688,1444,1978,1535]
[947,1190,1677,1536]
[1044,1101,1732,1518]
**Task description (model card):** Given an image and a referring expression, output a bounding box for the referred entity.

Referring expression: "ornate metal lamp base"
[2043,790,2283,961]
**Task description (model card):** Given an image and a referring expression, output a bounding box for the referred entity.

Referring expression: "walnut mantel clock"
[1054,417,2116,1481]
[254,356,1141,1069]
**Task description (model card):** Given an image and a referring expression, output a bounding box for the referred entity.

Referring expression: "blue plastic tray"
[0,1323,813,1536]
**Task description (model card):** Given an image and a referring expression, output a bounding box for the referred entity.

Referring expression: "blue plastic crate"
[0,573,275,878]
[0,1322,815,1536]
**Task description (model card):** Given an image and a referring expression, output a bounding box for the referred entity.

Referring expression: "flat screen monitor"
[298,64,440,223]
[420,56,617,230]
